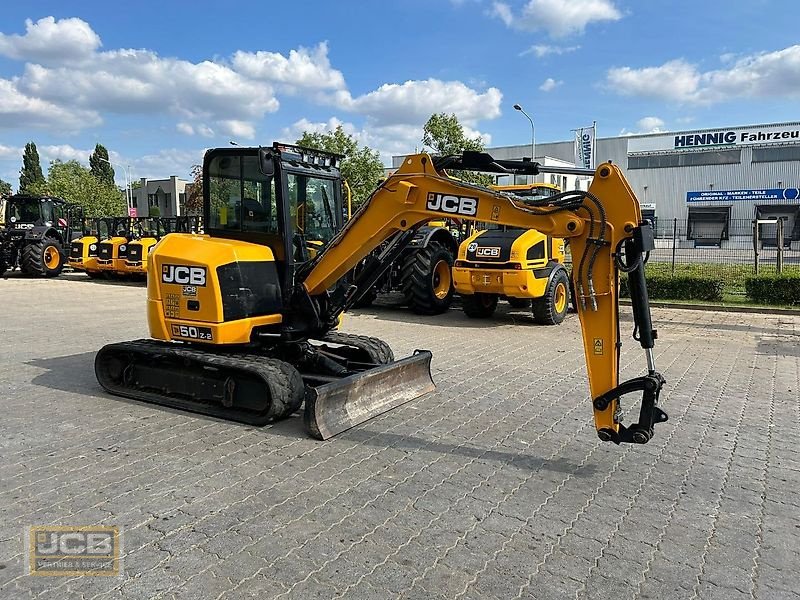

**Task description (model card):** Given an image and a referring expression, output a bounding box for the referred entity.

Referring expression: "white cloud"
[0,144,23,159]
[607,45,800,104]
[177,122,214,137]
[334,79,502,127]
[606,59,701,101]
[0,78,100,131]
[636,116,666,132]
[218,119,256,140]
[232,42,345,92]
[619,116,667,136]
[40,144,92,164]
[127,148,203,180]
[492,0,622,37]
[539,77,563,92]
[19,51,280,127]
[520,44,580,58]
[0,17,101,64]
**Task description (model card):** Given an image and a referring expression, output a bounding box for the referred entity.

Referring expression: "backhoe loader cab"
[453,183,570,323]
[69,218,115,278]
[96,218,135,277]
[123,217,165,277]
[0,194,81,277]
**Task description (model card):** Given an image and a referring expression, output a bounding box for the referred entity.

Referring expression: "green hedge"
[620,274,724,302]
[744,274,800,305]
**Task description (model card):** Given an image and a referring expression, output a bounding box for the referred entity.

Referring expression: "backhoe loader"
[96,144,666,445]
[454,182,570,322]
[69,217,115,278]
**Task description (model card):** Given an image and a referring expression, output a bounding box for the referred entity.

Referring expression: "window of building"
[752,146,800,163]
[755,205,800,245]
[628,149,741,170]
[687,206,730,246]
[148,194,158,207]
[179,192,186,214]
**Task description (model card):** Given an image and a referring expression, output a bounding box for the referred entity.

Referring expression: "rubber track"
[320,332,394,364]
[96,339,304,424]
[400,242,453,315]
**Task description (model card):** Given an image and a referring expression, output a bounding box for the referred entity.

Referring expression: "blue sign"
[686,188,800,203]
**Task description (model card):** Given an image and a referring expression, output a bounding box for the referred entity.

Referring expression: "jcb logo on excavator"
[426,193,478,216]
[162,264,207,286]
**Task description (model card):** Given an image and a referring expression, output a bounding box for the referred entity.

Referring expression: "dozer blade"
[304,350,435,440]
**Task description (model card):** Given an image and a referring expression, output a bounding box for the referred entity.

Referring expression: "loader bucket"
[304,350,435,440]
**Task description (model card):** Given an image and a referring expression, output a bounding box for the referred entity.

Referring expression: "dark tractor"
[353,221,469,315]
[0,194,82,278]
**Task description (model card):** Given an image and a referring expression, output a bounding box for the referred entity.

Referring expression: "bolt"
[599,166,611,178]
[597,429,613,442]
[567,221,577,231]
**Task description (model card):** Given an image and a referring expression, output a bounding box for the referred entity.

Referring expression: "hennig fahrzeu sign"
[628,124,800,153]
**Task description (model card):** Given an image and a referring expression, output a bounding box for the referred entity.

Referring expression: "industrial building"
[394,121,800,248]
[496,122,799,248]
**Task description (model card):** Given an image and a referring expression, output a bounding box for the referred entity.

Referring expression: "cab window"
[208,154,278,233]
[287,173,338,244]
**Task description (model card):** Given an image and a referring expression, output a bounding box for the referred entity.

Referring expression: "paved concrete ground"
[1,272,799,599]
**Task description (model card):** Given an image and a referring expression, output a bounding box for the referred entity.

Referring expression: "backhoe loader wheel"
[401,242,454,315]
[532,270,570,325]
[507,297,531,309]
[20,237,65,277]
[462,293,498,318]
[322,332,394,365]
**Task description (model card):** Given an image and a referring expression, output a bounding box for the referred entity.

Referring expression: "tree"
[421,113,493,186]
[0,178,12,196]
[19,142,45,193]
[296,125,384,209]
[28,160,126,217]
[89,144,115,187]
[184,164,204,214]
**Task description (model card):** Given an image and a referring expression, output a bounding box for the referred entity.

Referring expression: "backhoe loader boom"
[299,151,667,444]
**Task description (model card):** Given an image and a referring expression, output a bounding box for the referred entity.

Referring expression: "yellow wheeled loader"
[95,144,667,446]
[453,183,571,323]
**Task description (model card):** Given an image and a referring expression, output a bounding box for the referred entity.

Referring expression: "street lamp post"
[100,157,132,214]
[513,103,535,162]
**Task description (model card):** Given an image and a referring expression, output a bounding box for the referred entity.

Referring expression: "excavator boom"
[300,152,666,443]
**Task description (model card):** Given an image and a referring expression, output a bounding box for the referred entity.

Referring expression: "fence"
[565,218,800,298]
[647,218,800,296]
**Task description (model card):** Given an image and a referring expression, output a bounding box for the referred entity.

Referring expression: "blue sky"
[0,0,798,188]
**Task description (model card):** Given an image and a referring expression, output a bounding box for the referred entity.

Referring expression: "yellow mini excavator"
[95,144,667,445]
